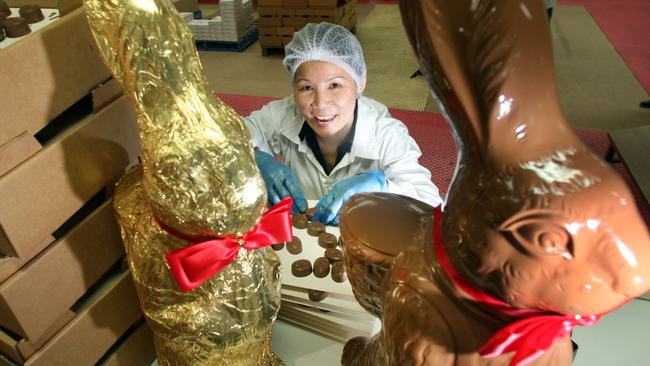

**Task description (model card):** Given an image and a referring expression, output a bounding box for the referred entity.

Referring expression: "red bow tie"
[432,207,601,366]
[156,198,293,292]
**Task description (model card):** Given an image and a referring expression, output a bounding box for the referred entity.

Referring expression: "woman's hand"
[313,171,387,225]
[254,150,307,213]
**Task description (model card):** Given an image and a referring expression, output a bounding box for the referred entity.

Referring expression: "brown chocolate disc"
[305,207,317,220]
[313,257,330,278]
[271,242,284,251]
[291,213,308,229]
[331,261,347,283]
[308,289,328,302]
[0,1,10,18]
[19,5,44,24]
[291,259,312,277]
[1,17,31,38]
[318,232,338,249]
[286,236,302,255]
[307,221,326,237]
[325,248,343,263]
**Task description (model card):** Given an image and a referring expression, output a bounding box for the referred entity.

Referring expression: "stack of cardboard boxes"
[185,0,255,43]
[258,0,357,50]
[0,1,154,365]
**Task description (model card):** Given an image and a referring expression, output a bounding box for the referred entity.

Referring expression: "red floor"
[559,0,650,94]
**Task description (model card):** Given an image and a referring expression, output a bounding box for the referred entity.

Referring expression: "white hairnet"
[283,23,367,95]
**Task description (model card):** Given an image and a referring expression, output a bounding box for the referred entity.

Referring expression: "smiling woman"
[245,22,443,225]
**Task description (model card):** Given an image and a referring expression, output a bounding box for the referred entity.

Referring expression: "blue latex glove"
[312,170,387,225]
[254,149,307,214]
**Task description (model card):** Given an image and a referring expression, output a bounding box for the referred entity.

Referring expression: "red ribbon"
[157,198,293,292]
[432,207,601,366]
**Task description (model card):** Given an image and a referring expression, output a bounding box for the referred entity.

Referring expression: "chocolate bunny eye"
[499,210,574,258]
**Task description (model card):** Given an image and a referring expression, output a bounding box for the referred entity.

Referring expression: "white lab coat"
[245,96,442,208]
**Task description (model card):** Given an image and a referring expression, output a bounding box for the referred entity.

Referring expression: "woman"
[246,23,442,224]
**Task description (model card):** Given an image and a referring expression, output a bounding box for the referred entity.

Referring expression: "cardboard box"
[0,237,53,285]
[100,322,155,366]
[0,7,111,145]
[308,0,339,7]
[276,26,295,36]
[172,0,199,13]
[282,0,308,8]
[0,200,125,343]
[0,133,41,177]
[0,270,142,365]
[0,311,75,365]
[257,6,278,17]
[277,7,296,17]
[259,16,282,27]
[257,0,282,6]
[0,96,140,260]
[259,35,283,46]
[282,16,308,28]
[5,0,81,15]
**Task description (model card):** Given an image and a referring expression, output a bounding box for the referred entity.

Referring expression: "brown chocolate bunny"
[339,1,650,365]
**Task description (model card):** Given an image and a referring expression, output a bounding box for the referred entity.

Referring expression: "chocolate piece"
[286,236,302,255]
[330,261,346,283]
[291,213,308,229]
[313,257,330,278]
[1,17,30,38]
[305,207,317,220]
[306,221,325,236]
[0,28,5,42]
[271,242,284,251]
[308,289,328,302]
[291,259,312,277]
[318,232,337,249]
[325,248,343,263]
[0,1,10,18]
[19,5,44,24]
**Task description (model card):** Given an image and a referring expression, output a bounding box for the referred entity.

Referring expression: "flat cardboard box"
[100,322,155,366]
[0,96,140,259]
[0,271,141,365]
[0,7,111,145]
[6,0,81,15]
[172,0,199,12]
[259,16,282,27]
[257,7,278,17]
[0,133,41,177]
[0,237,53,284]
[0,200,125,343]
[259,35,283,46]
[258,0,282,6]
[282,0,308,8]
[24,270,141,365]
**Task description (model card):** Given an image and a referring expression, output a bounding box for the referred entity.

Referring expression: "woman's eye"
[297,85,312,92]
[331,82,342,89]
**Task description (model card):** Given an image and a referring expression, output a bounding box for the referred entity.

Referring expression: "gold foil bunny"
[83,0,284,364]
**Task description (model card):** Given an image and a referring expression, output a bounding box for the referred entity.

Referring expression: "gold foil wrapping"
[83,0,283,364]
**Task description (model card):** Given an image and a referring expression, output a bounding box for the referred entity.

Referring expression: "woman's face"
[293,61,364,144]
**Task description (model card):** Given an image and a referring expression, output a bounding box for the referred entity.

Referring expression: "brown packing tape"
[0,96,140,259]
[0,200,125,343]
[0,7,111,145]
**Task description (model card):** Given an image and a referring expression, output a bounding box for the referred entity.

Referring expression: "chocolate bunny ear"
[399,0,569,163]
[84,0,266,236]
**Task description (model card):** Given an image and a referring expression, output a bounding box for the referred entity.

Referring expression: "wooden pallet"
[261,46,285,57]
[195,26,258,52]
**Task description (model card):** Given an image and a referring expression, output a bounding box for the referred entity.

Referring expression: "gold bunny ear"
[83,0,266,236]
